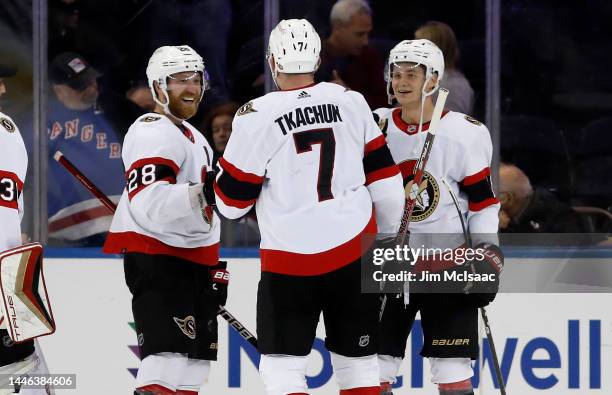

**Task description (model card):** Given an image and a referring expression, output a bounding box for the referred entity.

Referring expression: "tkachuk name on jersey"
[274,104,342,135]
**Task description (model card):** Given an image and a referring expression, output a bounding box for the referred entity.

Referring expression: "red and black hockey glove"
[209,260,229,306]
[463,243,504,307]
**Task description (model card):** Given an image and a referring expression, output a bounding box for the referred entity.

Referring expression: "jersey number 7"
[293,128,336,202]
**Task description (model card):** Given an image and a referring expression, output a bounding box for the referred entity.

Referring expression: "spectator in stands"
[316,0,387,109]
[499,163,590,233]
[126,79,155,113]
[415,21,474,114]
[201,101,240,160]
[200,101,259,246]
[47,52,125,245]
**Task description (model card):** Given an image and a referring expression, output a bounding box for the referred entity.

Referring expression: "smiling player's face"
[391,62,437,107]
[166,71,202,120]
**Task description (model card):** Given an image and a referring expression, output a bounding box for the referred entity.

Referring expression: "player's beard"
[168,94,200,120]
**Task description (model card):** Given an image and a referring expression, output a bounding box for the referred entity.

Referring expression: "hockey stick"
[379,87,449,320]
[441,177,507,395]
[54,150,259,348]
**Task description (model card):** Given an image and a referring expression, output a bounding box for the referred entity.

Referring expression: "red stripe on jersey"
[218,157,264,184]
[462,167,491,186]
[439,379,473,391]
[364,135,386,154]
[176,391,198,395]
[48,205,112,232]
[127,157,180,176]
[214,182,257,209]
[0,170,24,210]
[468,197,499,212]
[136,384,175,395]
[392,108,449,134]
[340,387,380,395]
[260,213,377,276]
[103,231,219,266]
[365,165,400,185]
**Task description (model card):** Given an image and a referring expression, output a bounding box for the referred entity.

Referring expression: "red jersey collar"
[392,107,449,135]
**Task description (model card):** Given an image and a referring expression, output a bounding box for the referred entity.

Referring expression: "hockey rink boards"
[37,254,611,394]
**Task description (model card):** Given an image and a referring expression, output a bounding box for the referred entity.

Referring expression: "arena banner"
[37,255,610,394]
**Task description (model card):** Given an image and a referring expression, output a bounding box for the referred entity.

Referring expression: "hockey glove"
[375,236,409,295]
[209,260,229,306]
[203,169,217,208]
[463,243,504,307]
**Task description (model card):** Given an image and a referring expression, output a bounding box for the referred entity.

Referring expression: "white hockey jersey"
[215,82,405,275]
[0,112,27,253]
[103,113,220,265]
[373,107,499,248]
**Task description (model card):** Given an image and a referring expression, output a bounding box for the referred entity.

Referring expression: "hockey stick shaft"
[53,151,116,214]
[395,88,449,246]
[380,88,448,322]
[442,178,506,394]
[54,150,259,348]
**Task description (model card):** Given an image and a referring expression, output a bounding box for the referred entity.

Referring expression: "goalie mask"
[0,243,55,343]
[385,39,444,104]
[146,45,210,118]
[267,19,321,87]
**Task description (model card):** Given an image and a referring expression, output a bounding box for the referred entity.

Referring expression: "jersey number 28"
[127,164,156,193]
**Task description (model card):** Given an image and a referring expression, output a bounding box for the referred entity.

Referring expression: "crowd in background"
[0,0,610,246]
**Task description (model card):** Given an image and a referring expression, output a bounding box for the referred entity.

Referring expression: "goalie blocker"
[0,243,55,343]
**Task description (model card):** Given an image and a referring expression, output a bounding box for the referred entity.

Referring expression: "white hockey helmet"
[267,19,321,83]
[385,39,445,103]
[146,45,209,115]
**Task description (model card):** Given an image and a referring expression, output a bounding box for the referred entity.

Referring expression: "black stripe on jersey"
[0,171,22,210]
[216,170,262,206]
[460,175,498,211]
[126,160,178,201]
[363,144,396,176]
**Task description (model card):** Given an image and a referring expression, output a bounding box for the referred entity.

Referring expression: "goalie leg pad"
[176,358,210,393]
[377,354,402,385]
[136,352,187,392]
[331,352,379,390]
[259,354,308,395]
[429,357,473,384]
[0,243,55,343]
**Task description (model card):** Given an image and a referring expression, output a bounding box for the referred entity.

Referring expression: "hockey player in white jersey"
[0,64,54,395]
[374,40,502,395]
[103,46,226,395]
[212,19,405,395]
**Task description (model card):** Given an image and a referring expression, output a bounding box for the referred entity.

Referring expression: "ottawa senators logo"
[139,115,161,123]
[236,101,257,116]
[403,169,440,222]
[464,115,482,126]
[1,117,16,133]
[173,316,196,339]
